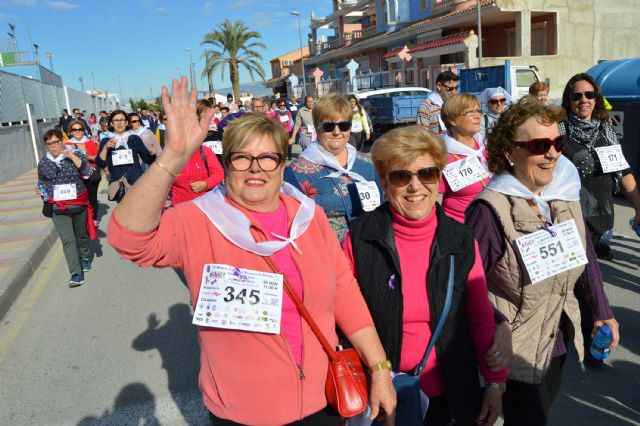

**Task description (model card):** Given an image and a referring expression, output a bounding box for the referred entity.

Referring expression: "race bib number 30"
[112,149,134,166]
[595,145,629,173]
[192,264,283,334]
[442,157,489,192]
[53,184,77,201]
[203,141,223,155]
[355,181,381,212]
[515,219,588,284]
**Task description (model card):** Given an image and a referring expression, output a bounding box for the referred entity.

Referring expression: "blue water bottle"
[590,325,613,360]
[38,180,49,203]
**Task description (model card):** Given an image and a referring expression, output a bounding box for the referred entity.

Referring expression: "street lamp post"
[7,23,19,62]
[33,43,39,64]
[117,73,123,101]
[184,48,194,90]
[79,76,84,92]
[290,11,306,97]
[45,51,54,71]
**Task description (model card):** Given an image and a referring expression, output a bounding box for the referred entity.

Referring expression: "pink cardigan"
[108,194,374,425]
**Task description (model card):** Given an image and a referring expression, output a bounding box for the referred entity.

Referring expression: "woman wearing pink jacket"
[108,78,396,426]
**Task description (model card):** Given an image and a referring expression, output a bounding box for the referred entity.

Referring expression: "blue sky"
[0,0,332,100]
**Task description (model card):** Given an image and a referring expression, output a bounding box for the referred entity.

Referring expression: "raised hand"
[161,77,212,161]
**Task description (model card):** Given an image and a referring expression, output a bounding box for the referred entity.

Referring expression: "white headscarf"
[487,155,581,223]
[46,152,65,167]
[444,133,490,173]
[103,131,133,149]
[193,182,315,256]
[69,135,89,144]
[480,87,512,107]
[298,141,367,183]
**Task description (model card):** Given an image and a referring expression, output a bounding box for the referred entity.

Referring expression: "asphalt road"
[0,191,638,425]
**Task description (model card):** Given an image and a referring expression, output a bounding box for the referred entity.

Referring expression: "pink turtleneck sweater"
[343,206,507,397]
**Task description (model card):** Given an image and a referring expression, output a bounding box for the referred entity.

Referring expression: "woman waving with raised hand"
[107,77,396,426]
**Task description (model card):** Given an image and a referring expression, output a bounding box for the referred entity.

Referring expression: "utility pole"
[184,48,194,89]
[32,43,39,64]
[477,0,483,67]
[79,76,84,92]
[91,72,96,91]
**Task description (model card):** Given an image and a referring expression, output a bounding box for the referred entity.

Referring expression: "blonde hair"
[371,126,448,180]
[222,113,288,168]
[312,93,353,128]
[68,120,86,131]
[441,94,480,130]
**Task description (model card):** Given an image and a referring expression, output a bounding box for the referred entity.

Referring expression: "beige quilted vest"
[475,189,587,384]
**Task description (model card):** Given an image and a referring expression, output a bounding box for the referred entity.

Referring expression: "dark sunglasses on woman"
[570,91,596,102]
[387,167,441,186]
[319,121,351,132]
[513,135,565,155]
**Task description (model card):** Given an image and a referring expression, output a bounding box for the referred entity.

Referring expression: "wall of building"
[0,121,55,184]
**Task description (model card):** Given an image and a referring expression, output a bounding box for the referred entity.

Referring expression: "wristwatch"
[369,360,392,373]
[486,381,507,392]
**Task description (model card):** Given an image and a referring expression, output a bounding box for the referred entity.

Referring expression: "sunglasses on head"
[319,121,351,132]
[387,167,441,186]
[570,91,596,102]
[513,135,565,155]
[489,98,506,105]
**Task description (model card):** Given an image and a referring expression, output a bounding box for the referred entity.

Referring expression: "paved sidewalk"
[0,168,57,320]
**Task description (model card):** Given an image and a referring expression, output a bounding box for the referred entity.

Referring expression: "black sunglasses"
[319,121,351,132]
[570,91,596,102]
[513,135,565,155]
[489,98,506,105]
[70,127,84,132]
[387,167,441,186]
[442,84,458,92]
[130,120,141,124]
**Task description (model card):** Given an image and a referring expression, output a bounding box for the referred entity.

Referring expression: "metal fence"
[354,71,390,91]
[0,70,120,125]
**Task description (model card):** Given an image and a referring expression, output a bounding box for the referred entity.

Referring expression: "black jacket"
[348,202,482,424]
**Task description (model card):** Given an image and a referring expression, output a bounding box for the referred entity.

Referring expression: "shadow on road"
[132,303,204,424]
[77,382,160,425]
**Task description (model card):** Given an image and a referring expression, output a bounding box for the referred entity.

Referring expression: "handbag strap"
[263,257,338,362]
[414,255,455,375]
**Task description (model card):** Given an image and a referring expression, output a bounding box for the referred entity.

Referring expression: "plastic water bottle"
[590,325,613,360]
[629,218,640,237]
[38,180,49,202]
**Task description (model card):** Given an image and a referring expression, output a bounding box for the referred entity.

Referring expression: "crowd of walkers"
[35,70,632,425]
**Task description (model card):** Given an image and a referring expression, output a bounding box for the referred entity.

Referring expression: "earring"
[509,160,515,167]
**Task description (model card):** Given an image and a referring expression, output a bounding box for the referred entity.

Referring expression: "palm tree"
[201,19,267,101]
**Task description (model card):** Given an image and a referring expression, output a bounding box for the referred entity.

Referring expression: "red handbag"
[264,258,368,418]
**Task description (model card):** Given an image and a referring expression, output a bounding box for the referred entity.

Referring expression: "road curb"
[0,224,58,321]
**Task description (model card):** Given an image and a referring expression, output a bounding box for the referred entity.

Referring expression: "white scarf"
[104,131,132,148]
[299,142,367,182]
[69,136,89,144]
[192,182,315,256]
[46,151,65,166]
[444,133,490,171]
[487,155,581,223]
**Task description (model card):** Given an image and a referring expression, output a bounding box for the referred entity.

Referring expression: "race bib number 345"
[515,219,588,284]
[192,264,284,334]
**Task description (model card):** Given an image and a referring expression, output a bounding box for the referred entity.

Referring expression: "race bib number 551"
[515,219,588,284]
[192,264,283,334]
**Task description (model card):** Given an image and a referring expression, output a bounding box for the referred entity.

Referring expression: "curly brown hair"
[487,96,566,174]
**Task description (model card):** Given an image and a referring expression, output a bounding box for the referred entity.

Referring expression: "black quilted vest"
[348,202,482,424]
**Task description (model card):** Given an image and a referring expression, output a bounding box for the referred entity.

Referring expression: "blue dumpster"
[587,57,640,176]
